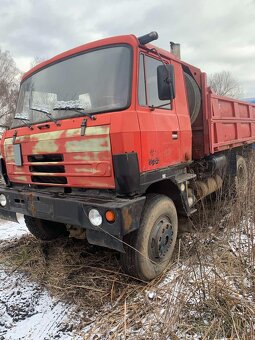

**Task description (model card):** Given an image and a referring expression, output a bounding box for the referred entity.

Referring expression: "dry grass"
[0,157,255,338]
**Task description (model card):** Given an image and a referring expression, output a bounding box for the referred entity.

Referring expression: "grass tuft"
[0,156,255,338]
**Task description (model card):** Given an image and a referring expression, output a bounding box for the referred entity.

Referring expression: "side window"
[145,56,171,109]
[138,54,171,110]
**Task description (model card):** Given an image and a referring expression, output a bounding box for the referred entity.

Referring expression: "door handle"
[172,131,178,140]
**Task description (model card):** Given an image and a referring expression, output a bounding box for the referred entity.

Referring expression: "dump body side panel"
[192,72,255,159]
[209,94,255,153]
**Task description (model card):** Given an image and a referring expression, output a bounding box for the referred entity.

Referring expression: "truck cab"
[0,33,209,281]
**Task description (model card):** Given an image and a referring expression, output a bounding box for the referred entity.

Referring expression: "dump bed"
[192,73,255,159]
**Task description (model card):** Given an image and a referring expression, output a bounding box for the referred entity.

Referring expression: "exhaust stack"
[170,42,181,59]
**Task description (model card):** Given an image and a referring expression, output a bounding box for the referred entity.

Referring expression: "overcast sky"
[1,0,254,97]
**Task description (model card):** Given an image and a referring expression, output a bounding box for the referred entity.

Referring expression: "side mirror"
[157,64,175,101]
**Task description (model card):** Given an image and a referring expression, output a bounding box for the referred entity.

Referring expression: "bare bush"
[208,70,244,99]
[30,56,46,68]
[0,49,20,128]
[0,155,255,338]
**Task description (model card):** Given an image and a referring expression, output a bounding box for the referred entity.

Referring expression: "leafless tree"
[208,70,243,99]
[30,56,46,68]
[0,48,20,128]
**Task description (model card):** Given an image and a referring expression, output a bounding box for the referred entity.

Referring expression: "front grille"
[28,154,66,185]
[31,176,67,184]
[28,154,64,162]
[29,165,65,173]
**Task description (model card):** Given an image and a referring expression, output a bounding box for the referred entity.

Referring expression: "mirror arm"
[149,48,169,74]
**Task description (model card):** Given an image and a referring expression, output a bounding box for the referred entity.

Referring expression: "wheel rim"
[149,216,174,261]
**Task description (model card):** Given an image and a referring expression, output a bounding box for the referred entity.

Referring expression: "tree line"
[0,49,20,128]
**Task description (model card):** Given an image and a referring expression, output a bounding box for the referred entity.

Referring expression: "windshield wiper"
[30,106,60,126]
[149,102,171,110]
[14,115,33,130]
[53,106,96,121]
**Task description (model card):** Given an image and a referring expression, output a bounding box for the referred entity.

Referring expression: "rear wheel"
[120,195,178,281]
[24,216,69,241]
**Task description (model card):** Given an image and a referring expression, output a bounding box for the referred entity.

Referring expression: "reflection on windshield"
[13,45,132,128]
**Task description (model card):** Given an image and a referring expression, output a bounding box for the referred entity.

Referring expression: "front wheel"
[120,195,178,281]
[24,216,69,241]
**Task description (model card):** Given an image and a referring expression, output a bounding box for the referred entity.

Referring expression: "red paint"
[1,34,255,190]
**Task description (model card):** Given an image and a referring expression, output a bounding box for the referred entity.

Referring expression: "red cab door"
[137,53,182,173]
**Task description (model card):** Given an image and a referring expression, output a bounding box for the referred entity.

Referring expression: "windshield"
[13,45,132,128]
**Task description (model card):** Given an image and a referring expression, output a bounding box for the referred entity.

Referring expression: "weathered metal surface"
[3,125,114,188]
[209,96,255,153]
[0,187,145,252]
[192,77,255,159]
[191,175,223,199]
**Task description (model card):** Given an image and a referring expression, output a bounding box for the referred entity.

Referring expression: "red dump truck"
[0,32,254,280]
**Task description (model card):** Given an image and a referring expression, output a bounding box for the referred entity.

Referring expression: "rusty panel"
[4,125,115,188]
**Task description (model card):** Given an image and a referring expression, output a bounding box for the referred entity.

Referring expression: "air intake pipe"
[138,31,158,45]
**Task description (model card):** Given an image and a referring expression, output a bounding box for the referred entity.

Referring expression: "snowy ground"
[0,207,254,338]
[0,216,80,340]
[0,215,27,240]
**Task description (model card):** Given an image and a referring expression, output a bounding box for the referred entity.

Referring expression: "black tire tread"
[24,216,68,241]
[120,194,178,281]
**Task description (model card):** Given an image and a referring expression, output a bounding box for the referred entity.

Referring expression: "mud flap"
[86,229,125,253]
[0,209,18,223]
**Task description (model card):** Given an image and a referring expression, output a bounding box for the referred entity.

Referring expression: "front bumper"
[0,187,145,252]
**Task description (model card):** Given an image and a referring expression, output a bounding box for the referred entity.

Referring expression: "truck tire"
[184,72,201,124]
[24,216,69,241]
[120,194,178,281]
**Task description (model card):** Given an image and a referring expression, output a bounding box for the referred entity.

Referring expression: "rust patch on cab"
[122,207,133,233]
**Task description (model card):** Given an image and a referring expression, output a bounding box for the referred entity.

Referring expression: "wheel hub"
[150,217,173,260]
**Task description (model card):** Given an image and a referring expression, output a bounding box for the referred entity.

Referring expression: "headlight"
[88,209,102,226]
[0,194,7,207]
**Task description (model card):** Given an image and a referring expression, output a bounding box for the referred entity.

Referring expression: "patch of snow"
[147,291,156,300]
[0,215,28,241]
[229,217,255,261]
[0,216,86,339]
[0,268,78,340]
